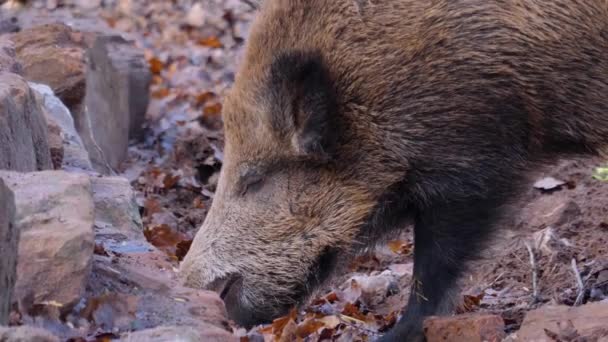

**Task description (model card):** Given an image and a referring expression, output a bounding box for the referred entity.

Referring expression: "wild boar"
[180,0,608,340]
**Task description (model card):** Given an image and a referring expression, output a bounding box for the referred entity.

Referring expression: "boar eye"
[240,173,265,196]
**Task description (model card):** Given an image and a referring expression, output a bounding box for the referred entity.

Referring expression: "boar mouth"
[219,248,340,329]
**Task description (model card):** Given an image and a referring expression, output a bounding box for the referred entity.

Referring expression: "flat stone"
[0,171,95,312]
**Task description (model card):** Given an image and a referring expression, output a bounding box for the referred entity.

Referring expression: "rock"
[0,72,53,172]
[45,117,64,169]
[515,303,608,341]
[0,326,59,342]
[84,34,151,171]
[10,23,93,109]
[0,171,95,312]
[0,16,20,34]
[120,325,237,342]
[91,176,143,239]
[28,82,93,171]
[423,314,506,342]
[0,37,22,74]
[0,179,18,325]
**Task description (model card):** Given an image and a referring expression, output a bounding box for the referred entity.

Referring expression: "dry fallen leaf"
[204,103,223,116]
[198,36,223,48]
[144,224,191,259]
[387,240,413,255]
[148,57,164,75]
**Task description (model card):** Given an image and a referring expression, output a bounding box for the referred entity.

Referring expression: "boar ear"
[269,51,337,159]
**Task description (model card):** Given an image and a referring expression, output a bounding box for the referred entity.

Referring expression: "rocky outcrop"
[0,171,95,313]
[0,178,18,325]
[84,35,151,171]
[0,72,53,172]
[10,23,151,174]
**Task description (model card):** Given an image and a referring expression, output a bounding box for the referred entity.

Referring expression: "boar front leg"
[379,197,504,342]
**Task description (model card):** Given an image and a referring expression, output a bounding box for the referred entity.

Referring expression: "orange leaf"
[342,303,367,321]
[148,57,164,75]
[387,240,413,255]
[198,36,223,48]
[195,91,216,106]
[296,318,325,338]
[151,87,170,99]
[144,224,190,259]
[203,103,223,116]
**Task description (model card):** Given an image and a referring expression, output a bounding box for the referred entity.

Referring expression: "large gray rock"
[0,178,18,325]
[91,176,143,240]
[29,82,93,172]
[0,72,53,172]
[0,171,95,312]
[84,35,151,172]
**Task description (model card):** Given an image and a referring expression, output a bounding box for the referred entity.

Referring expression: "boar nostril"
[206,274,241,300]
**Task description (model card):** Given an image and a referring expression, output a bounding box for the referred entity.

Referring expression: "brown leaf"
[175,239,193,261]
[148,57,164,75]
[195,91,216,106]
[163,172,181,189]
[198,36,223,48]
[143,198,163,217]
[144,224,190,258]
[204,103,223,116]
[342,303,367,321]
[456,292,485,314]
[295,318,325,338]
[151,87,171,99]
[387,240,413,255]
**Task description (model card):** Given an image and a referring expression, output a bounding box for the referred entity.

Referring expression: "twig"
[524,241,540,302]
[570,258,585,306]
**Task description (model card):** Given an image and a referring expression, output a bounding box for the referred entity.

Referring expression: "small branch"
[524,241,540,302]
[570,258,585,306]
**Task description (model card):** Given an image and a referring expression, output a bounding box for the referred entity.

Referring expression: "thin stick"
[570,258,585,306]
[524,241,539,302]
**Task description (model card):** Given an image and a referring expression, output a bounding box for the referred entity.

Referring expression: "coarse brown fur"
[180,0,608,340]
